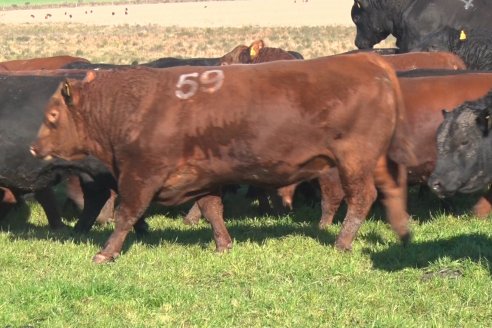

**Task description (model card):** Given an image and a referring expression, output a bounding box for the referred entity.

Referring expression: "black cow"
[62,57,222,70]
[412,27,492,70]
[429,90,492,197]
[0,72,118,232]
[351,0,492,52]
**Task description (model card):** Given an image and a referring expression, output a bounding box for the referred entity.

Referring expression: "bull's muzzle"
[29,144,53,161]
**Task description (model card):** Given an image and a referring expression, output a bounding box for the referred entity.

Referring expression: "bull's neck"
[379,0,415,45]
[75,99,115,175]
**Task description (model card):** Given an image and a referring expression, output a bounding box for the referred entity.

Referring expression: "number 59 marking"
[175,69,225,100]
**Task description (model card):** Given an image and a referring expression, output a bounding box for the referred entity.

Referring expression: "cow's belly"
[154,153,335,206]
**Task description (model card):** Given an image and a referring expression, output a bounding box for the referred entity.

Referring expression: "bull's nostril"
[430,180,442,192]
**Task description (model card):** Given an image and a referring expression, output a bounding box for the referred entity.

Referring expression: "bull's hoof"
[318,220,332,230]
[400,232,412,247]
[215,242,233,253]
[49,223,68,230]
[183,214,201,225]
[73,224,91,235]
[92,252,119,264]
[334,240,352,252]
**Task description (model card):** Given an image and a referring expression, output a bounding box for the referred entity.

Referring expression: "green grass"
[1,188,491,327]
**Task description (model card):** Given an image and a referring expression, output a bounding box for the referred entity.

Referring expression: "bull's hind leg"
[93,173,157,264]
[373,157,411,245]
[472,188,492,218]
[196,193,233,252]
[34,187,65,229]
[334,162,377,251]
[319,168,345,229]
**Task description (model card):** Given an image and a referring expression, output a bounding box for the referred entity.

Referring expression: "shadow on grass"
[365,233,492,274]
[0,200,337,255]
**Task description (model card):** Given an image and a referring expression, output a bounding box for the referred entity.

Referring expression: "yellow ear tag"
[250,47,257,58]
[460,30,467,41]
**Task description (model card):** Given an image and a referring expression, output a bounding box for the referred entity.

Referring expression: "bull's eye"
[460,140,469,147]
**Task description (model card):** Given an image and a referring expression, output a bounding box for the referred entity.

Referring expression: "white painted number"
[175,70,224,100]
[175,72,199,100]
[460,0,474,10]
[199,70,224,94]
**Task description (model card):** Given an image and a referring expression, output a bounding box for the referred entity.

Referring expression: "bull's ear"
[83,70,96,84]
[354,0,364,9]
[249,40,264,60]
[476,110,492,137]
[441,109,451,118]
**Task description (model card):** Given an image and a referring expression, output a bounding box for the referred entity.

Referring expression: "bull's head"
[30,71,96,161]
[351,0,392,49]
[429,93,492,197]
[220,40,265,65]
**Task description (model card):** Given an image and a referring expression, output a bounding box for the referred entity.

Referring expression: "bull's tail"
[372,55,418,167]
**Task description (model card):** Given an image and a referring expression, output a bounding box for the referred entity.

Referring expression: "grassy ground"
[0,24,487,327]
[1,188,491,327]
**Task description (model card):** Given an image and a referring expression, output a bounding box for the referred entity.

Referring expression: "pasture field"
[1,188,492,327]
[0,21,490,327]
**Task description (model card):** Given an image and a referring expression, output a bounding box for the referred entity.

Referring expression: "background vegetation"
[0,0,215,10]
[0,24,370,63]
[0,22,488,327]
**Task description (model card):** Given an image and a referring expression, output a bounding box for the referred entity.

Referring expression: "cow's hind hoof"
[215,242,233,253]
[400,232,412,247]
[92,252,119,264]
[334,240,352,252]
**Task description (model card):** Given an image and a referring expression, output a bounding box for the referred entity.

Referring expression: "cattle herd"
[2,0,492,263]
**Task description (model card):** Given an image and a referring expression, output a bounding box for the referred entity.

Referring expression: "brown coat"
[315,71,492,228]
[0,55,90,71]
[32,53,412,263]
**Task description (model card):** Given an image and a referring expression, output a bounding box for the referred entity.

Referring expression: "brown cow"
[306,71,492,228]
[0,56,90,71]
[220,40,299,65]
[31,53,413,263]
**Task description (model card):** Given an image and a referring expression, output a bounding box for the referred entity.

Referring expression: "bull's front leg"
[196,192,233,252]
[93,171,157,264]
[373,157,411,245]
[334,160,378,251]
[318,168,345,228]
[472,188,492,218]
[34,187,65,229]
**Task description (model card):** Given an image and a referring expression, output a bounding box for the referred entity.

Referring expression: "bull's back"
[1,55,90,71]
[383,52,466,71]
[85,53,403,188]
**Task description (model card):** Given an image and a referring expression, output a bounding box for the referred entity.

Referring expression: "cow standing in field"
[351,0,492,52]
[429,91,492,197]
[31,53,414,263]
[412,27,492,70]
[0,56,90,71]
[304,71,492,227]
